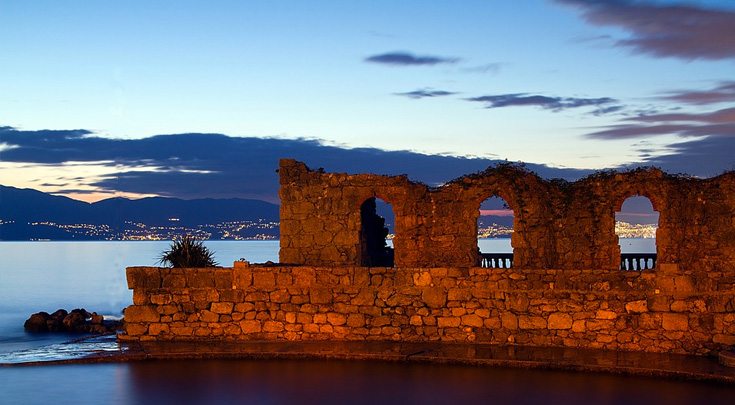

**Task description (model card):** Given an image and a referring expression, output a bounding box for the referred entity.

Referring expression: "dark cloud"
[365,52,459,66]
[466,93,619,113]
[556,0,735,60]
[635,136,735,177]
[659,82,735,105]
[394,89,457,99]
[0,126,592,201]
[586,107,735,139]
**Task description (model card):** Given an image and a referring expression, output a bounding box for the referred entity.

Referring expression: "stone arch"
[615,195,659,270]
[358,195,395,267]
[605,170,670,270]
[476,194,515,268]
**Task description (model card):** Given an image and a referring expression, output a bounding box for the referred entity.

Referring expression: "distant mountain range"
[0,185,280,240]
[4,185,655,241]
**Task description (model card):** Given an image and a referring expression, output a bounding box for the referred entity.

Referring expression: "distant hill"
[0,185,280,240]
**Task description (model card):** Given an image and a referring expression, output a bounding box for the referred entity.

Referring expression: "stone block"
[448,288,472,301]
[211,302,234,314]
[625,300,648,314]
[648,296,670,312]
[310,288,332,304]
[170,326,193,336]
[148,323,169,336]
[346,314,365,327]
[200,310,219,323]
[263,321,284,333]
[571,320,586,333]
[124,305,160,323]
[233,267,252,289]
[662,313,689,331]
[125,323,148,336]
[596,310,617,320]
[519,316,546,330]
[413,272,432,287]
[327,313,347,326]
[127,267,161,290]
[240,320,262,333]
[501,312,518,330]
[253,271,276,288]
[214,269,233,289]
[351,288,375,305]
[461,314,483,328]
[187,271,215,288]
[548,313,573,329]
[422,286,446,308]
[437,317,461,328]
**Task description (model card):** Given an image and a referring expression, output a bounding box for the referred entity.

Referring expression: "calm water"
[3,239,717,405]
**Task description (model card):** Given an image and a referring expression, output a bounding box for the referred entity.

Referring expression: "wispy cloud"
[586,107,735,140]
[556,0,735,60]
[659,82,735,105]
[394,88,457,99]
[365,51,459,66]
[466,93,620,114]
[461,63,503,74]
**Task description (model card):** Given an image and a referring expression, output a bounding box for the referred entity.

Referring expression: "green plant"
[159,235,218,268]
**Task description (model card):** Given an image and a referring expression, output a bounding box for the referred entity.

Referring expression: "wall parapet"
[121,263,735,355]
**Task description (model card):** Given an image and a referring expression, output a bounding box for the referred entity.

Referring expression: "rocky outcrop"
[24,308,121,334]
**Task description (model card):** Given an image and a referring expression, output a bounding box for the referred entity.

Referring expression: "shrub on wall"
[159,235,218,268]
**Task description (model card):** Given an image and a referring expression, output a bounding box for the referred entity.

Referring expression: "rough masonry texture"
[121,159,735,355]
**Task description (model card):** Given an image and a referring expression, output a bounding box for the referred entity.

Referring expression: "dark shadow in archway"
[360,197,394,267]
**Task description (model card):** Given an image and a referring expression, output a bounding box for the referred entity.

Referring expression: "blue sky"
[1,0,734,201]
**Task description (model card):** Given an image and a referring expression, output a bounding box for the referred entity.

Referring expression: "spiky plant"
[159,235,218,268]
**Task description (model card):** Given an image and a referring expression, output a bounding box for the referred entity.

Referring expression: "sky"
[1,0,734,202]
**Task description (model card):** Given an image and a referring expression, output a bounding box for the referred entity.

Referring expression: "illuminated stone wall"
[121,161,735,355]
[121,263,735,354]
[279,159,735,272]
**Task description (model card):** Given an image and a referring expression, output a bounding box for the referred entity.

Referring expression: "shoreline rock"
[24,308,122,335]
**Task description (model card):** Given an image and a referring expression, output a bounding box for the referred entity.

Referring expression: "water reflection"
[123,359,735,405]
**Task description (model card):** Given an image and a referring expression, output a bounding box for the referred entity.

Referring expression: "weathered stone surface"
[210,302,234,314]
[548,313,573,329]
[125,174,735,357]
[662,313,689,331]
[125,305,160,323]
[625,300,648,314]
[519,316,546,330]
[422,287,446,308]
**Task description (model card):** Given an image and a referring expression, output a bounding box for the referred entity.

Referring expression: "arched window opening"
[477,196,514,268]
[360,197,394,267]
[616,196,659,270]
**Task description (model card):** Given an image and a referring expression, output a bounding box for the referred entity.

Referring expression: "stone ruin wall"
[122,263,735,354]
[278,159,735,272]
[121,159,735,355]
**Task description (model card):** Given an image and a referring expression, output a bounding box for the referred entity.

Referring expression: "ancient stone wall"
[122,263,735,355]
[279,159,735,272]
[121,161,735,355]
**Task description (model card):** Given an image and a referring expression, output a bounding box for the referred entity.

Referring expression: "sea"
[3,239,733,405]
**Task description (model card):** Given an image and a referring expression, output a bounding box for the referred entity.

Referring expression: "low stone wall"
[121,263,735,355]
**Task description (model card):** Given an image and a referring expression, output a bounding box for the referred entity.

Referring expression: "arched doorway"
[616,195,659,270]
[477,195,514,268]
[359,197,394,267]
